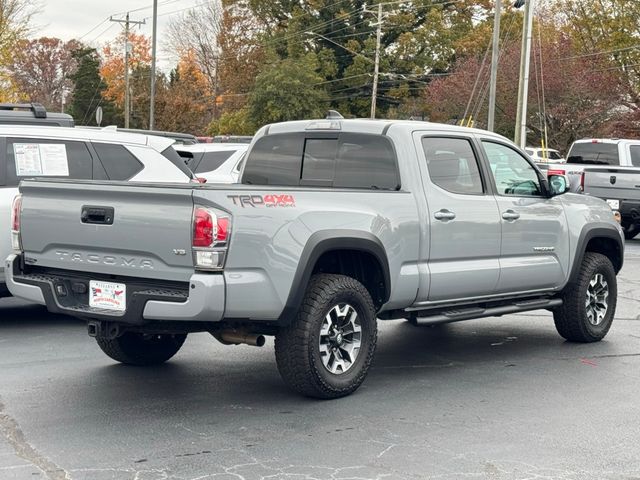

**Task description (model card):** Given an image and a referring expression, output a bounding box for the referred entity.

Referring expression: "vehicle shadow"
[49,316,625,421]
[0,300,80,328]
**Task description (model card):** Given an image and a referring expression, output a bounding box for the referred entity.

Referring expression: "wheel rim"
[318,303,362,375]
[585,273,609,326]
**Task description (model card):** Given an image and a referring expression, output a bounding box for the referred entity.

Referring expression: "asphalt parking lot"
[1,242,640,480]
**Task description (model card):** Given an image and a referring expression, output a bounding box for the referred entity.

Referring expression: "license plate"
[606,199,620,210]
[89,281,126,311]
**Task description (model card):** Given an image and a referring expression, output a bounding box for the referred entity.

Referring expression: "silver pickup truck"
[583,166,640,239]
[6,119,625,398]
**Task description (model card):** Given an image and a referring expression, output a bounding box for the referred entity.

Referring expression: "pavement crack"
[0,399,70,480]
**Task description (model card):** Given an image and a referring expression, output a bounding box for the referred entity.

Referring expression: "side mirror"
[548,174,570,196]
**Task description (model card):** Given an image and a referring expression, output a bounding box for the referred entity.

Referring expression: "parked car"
[583,165,640,239]
[525,147,565,163]
[6,119,623,399]
[546,138,640,192]
[0,125,195,297]
[0,103,74,128]
[175,143,248,183]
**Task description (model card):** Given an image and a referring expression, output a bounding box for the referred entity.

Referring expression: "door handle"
[502,210,520,221]
[434,209,456,221]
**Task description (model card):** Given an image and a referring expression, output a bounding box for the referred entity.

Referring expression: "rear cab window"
[568,142,619,165]
[242,132,400,190]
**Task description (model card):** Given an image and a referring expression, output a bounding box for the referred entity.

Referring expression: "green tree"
[68,48,119,126]
[248,53,328,126]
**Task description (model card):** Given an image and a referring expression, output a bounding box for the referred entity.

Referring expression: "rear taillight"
[547,169,566,176]
[191,177,207,184]
[580,172,585,192]
[192,206,231,271]
[10,195,22,252]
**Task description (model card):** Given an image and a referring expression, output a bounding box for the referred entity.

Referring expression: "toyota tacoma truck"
[583,166,640,239]
[6,119,624,399]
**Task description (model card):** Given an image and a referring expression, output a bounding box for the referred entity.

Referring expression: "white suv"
[176,143,248,184]
[0,125,194,297]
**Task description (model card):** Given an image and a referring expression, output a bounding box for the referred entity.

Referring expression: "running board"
[412,298,563,326]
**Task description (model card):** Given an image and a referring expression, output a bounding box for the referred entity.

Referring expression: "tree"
[423,31,624,151]
[248,53,328,127]
[100,32,152,111]
[68,47,119,126]
[155,50,212,134]
[8,37,81,110]
[166,2,221,95]
[0,0,37,101]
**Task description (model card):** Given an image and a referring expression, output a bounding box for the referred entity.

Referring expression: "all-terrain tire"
[554,252,617,343]
[96,332,187,365]
[275,274,377,399]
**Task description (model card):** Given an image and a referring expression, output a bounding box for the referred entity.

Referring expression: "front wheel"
[96,332,187,365]
[275,274,378,399]
[554,252,617,342]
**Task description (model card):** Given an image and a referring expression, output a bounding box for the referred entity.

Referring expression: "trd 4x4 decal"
[227,194,296,208]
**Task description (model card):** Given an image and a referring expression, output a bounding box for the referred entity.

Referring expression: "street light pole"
[514,0,534,147]
[150,0,158,130]
[487,0,501,132]
[370,3,383,119]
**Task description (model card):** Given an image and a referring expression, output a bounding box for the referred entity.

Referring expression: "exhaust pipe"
[217,331,266,347]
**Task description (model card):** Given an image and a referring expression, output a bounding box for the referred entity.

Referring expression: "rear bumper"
[4,254,225,324]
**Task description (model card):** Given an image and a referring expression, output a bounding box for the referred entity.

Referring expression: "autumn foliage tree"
[9,37,81,109]
[423,29,623,151]
[100,32,152,112]
[156,50,212,135]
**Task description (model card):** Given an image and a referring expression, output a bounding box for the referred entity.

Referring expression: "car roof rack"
[0,102,47,118]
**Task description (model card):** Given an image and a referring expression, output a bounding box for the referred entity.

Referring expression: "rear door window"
[92,143,143,181]
[567,143,619,165]
[195,150,236,174]
[5,138,93,186]
[422,137,484,195]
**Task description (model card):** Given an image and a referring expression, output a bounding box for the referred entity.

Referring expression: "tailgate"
[19,180,195,282]
[584,167,640,201]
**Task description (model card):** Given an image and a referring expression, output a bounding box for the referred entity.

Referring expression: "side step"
[412,298,563,326]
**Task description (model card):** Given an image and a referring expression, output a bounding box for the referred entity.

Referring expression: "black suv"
[0,103,74,127]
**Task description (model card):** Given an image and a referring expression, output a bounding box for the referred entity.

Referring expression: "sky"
[33,0,204,69]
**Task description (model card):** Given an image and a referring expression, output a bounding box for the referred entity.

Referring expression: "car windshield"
[567,143,619,165]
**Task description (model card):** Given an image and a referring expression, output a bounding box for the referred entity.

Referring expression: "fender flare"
[277,230,391,325]
[568,225,624,285]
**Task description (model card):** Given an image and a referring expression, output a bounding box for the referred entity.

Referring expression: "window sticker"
[14,143,69,177]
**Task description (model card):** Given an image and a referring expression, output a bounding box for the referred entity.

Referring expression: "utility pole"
[149,0,158,131]
[110,13,145,128]
[514,0,534,147]
[487,0,501,132]
[370,3,383,119]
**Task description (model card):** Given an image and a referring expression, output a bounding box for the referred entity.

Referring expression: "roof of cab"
[0,125,174,151]
[262,118,508,141]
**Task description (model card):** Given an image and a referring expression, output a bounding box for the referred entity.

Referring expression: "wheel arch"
[277,230,391,325]
[568,226,624,285]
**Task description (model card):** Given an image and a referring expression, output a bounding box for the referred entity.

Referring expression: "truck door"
[479,139,569,293]
[413,134,502,303]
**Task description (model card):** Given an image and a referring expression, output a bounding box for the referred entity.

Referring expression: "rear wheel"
[554,252,616,342]
[275,274,377,399]
[96,332,187,365]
